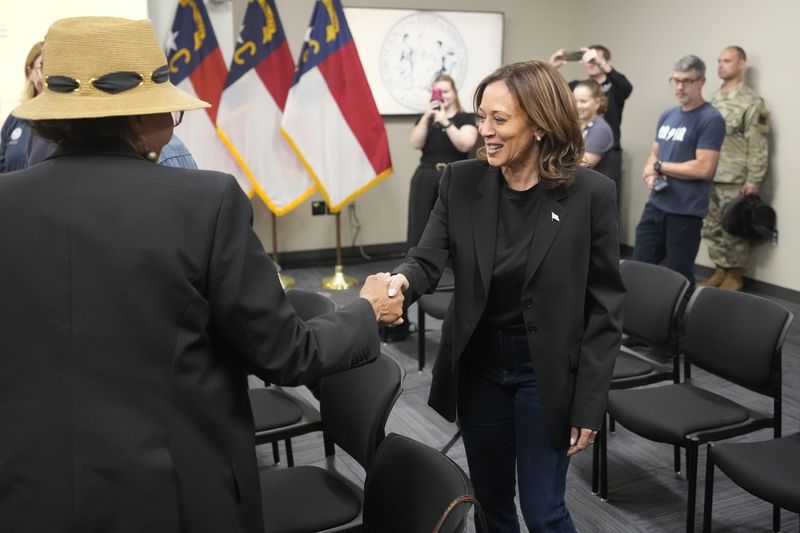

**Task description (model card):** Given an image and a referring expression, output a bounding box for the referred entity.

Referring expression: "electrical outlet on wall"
[311,201,329,215]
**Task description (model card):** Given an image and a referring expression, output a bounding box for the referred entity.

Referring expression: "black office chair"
[249,289,336,466]
[703,428,800,532]
[416,268,455,371]
[599,287,793,533]
[259,354,405,533]
[592,260,690,494]
[361,433,485,533]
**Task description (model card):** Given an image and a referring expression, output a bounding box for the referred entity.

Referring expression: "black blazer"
[395,159,625,449]
[0,141,379,533]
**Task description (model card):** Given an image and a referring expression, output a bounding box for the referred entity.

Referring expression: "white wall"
[0,0,147,121]
[565,0,796,289]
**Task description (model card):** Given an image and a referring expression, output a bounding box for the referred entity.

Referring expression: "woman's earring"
[535,134,542,142]
[144,150,158,162]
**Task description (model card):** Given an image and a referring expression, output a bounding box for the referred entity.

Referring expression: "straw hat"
[13,16,209,121]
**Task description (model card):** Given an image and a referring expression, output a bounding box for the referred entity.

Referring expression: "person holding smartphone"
[407,74,478,250]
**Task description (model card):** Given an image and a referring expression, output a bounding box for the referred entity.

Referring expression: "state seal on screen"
[378,13,468,112]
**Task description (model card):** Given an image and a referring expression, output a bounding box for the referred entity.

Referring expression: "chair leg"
[600,421,608,501]
[675,445,681,475]
[323,433,335,457]
[592,417,606,495]
[686,444,698,533]
[271,441,280,464]
[441,430,461,454]
[417,305,426,372]
[772,504,780,532]
[702,445,714,533]
[284,438,294,468]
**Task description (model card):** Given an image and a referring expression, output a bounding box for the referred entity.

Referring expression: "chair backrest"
[286,289,336,321]
[361,433,474,533]
[319,353,404,470]
[685,287,793,394]
[619,259,689,346]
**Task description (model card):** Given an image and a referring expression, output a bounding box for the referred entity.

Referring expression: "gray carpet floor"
[256,258,800,533]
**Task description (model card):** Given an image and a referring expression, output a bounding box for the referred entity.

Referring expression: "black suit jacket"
[0,140,379,533]
[396,159,625,449]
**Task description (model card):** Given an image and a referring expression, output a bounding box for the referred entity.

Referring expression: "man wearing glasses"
[700,46,770,292]
[633,55,725,293]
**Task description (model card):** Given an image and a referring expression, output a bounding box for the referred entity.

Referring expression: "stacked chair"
[592,259,690,495]
[599,286,793,532]
[259,353,404,532]
[362,433,483,533]
[249,289,336,466]
[703,421,800,532]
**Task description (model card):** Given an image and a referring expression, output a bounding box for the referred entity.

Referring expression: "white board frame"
[344,7,503,115]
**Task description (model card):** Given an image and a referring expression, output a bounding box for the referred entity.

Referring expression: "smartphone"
[430,87,443,101]
[563,50,584,61]
[652,176,668,191]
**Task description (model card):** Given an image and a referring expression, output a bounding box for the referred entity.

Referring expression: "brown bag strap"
[432,494,488,533]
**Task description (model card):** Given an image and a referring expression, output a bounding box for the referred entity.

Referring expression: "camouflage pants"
[702,183,751,269]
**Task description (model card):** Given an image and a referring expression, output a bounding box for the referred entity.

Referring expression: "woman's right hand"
[548,48,566,68]
[386,274,409,298]
[423,100,443,123]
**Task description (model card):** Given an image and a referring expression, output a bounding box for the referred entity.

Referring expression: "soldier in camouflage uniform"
[701,46,769,291]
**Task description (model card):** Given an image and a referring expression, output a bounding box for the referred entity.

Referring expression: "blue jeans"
[633,202,703,290]
[458,331,575,533]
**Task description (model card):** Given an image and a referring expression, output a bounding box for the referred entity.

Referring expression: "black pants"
[406,165,444,249]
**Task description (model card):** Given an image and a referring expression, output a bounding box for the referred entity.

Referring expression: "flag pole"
[271,213,295,289]
[321,211,359,290]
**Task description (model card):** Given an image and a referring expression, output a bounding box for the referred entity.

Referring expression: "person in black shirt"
[407,74,478,249]
[386,61,624,532]
[551,45,633,188]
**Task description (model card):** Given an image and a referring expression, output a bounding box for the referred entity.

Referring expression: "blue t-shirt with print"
[649,102,725,217]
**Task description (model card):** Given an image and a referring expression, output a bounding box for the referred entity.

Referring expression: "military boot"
[720,269,744,291]
[700,267,727,287]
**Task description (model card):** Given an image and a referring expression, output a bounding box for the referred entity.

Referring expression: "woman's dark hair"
[474,60,584,189]
[574,79,608,115]
[29,116,136,146]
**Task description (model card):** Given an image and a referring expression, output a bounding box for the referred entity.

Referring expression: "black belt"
[421,162,448,171]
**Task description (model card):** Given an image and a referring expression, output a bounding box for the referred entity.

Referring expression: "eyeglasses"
[668,76,701,87]
[171,110,184,128]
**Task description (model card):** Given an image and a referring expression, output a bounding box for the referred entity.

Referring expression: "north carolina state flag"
[166,0,251,194]
[282,0,392,213]
[216,0,314,214]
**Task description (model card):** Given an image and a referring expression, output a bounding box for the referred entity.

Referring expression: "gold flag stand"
[322,212,359,290]
[271,213,295,289]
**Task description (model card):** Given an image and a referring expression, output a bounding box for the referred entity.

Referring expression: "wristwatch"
[653,160,662,173]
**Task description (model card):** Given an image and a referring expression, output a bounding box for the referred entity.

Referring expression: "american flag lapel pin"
[551,211,560,222]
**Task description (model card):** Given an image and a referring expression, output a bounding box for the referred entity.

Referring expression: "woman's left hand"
[567,426,597,456]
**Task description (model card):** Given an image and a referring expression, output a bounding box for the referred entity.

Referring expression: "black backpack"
[721,194,778,243]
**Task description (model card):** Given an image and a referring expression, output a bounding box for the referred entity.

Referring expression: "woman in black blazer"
[0,17,402,533]
[388,61,625,532]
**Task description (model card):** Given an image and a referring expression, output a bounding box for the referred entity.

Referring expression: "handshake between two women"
[359,273,409,326]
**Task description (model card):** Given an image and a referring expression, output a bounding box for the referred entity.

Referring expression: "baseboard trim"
[276,242,407,270]
[619,244,800,304]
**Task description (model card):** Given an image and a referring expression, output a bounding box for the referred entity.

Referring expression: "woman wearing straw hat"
[0,16,402,533]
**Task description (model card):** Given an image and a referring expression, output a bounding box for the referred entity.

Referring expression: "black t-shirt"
[418,111,475,165]
[480,180,542,330]
[570,68,633,149]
